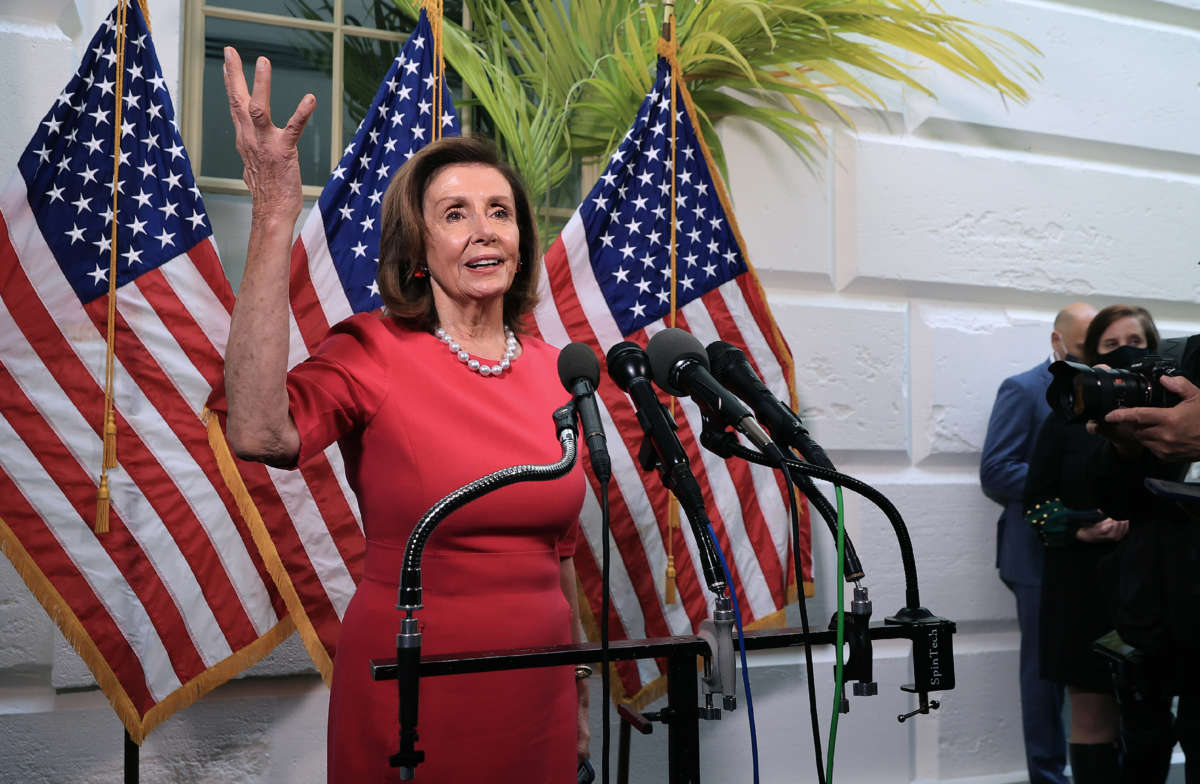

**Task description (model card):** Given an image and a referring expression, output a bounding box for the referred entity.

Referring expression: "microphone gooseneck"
[558,342,612,485]
[718,436,922,612]
[397,404,579,611]
[606,341,726,595]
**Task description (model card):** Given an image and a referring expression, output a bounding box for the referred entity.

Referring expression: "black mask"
[1096,345,1149,369]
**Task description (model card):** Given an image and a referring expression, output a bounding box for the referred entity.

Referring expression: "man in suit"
[981,302,1097,784]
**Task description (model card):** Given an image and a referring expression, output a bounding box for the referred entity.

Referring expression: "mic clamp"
[886,606,955,722]
[830,584,877,714]
[698,593,738,714]
[553,402,579,439]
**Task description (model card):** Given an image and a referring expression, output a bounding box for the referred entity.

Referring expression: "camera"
[1046,356,1181,423]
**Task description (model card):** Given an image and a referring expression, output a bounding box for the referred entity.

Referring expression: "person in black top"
[1087,327,1200,784]
[1023,305,1160,782]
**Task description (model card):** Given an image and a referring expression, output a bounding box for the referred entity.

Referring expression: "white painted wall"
[2,0,1197,781]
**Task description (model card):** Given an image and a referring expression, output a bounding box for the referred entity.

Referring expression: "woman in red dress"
[220,49,590,782]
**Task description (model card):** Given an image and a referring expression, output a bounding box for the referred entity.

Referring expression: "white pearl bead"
[468,359,480,371]
[449,342,460,352]
[457,350,470,362]
[499,359,510,370]
[490,364,502,375]
[479,365,492,376]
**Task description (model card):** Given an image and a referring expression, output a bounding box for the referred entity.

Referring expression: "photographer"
[1085,323,1200,784]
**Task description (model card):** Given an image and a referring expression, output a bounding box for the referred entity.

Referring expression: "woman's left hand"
[1075,517,1129,543]
[577,676,591,763]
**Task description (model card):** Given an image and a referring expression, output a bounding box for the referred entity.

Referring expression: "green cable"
[826,485,846,781]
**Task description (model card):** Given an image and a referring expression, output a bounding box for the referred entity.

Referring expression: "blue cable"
[706,523,760,784]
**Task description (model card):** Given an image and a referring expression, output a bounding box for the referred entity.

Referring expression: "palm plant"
[396,0,1039,230]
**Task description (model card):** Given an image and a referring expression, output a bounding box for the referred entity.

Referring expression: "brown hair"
[376,135,540,333]
[1083,304,1159,364]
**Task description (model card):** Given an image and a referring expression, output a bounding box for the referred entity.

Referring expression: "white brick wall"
[2,0,1197,781]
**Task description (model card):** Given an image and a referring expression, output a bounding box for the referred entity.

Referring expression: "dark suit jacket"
[980,360,1053,587]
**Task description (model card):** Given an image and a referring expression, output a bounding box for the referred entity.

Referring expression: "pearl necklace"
[435,326,518,377]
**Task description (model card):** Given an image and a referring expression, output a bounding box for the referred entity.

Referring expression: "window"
[179,0,579,283]
[181,0,465,196]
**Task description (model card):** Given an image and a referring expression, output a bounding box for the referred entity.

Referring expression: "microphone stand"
[389,403,580,779]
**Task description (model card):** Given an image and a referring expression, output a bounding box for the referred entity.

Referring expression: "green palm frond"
[392,0,1039,230]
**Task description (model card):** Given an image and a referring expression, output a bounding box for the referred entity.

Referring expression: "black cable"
[599,484,611,784]
[778,457,828,784]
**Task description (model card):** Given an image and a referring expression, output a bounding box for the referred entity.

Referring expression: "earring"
[413,265,428,279]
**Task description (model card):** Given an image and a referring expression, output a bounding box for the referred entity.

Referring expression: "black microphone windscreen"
[605,341,649,392]
[705,340,743,379]
[558,342,601,390]
[646,328,707,396]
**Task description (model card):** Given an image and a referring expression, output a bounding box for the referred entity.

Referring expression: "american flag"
[530,55,810,706]
[0,2,289,741]
[216,7,461,675]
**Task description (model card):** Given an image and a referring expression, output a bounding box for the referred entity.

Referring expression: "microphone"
[606,340,725,594]
[706,340,833,469]
[645,328,775,453]
[557,342,612,485]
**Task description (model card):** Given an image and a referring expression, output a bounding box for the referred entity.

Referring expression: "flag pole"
[96,0,138,534]
[120,4,150,775]
[661,0,680,606]
[424,0,445,142]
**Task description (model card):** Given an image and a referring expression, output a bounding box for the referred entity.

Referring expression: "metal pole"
[665,648,701,784]
[124,728,139,784]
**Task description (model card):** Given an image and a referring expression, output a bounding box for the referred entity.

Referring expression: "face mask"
[1096,345,1149,369]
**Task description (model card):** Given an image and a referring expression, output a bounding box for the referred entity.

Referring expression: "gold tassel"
[95,475,110,534]
[664,494,680,605]
[102,411,117,469]
[664,555,677,605]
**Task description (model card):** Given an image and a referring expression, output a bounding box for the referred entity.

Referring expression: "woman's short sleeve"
[286,315,392,466]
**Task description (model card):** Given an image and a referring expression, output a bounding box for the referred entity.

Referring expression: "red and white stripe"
[0,172,286,716]
[531,210,808,701]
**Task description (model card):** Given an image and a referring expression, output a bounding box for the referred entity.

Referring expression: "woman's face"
[1096,315,1147,354]
[421,163,521,312]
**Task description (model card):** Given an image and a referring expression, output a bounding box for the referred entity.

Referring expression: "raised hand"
[222,47,315,221]
[221,47,309,466]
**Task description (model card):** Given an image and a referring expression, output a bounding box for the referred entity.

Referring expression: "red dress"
[285,313,585,783]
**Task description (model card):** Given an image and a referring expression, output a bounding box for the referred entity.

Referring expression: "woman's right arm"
[222,48,314,466]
